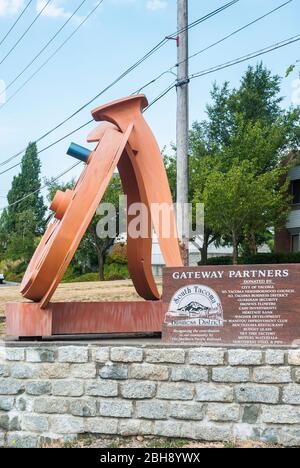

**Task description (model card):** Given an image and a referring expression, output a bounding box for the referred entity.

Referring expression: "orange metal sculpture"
[5,95,183,338]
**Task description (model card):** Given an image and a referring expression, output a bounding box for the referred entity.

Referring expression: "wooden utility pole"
[176,0,189,265]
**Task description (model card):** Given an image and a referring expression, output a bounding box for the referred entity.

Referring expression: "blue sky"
[0,0,299,208]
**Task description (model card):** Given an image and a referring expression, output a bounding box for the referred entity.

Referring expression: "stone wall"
[0,342,300,448]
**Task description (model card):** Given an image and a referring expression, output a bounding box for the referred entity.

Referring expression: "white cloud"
[36,0,71,19]
[146,0,167,11]
[0,0,24,17]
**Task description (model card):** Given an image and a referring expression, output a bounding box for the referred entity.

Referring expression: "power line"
[141,33,300,108]
[0,81,178,213]
[0,162,81,212]
[136,0,294,94]
[6,0,292,212]
[134,70,176,95]
[178,0,294,68]
[151,33,300,94]
[5,18,297,214]
[155,34,300,103]
[0,1,239,169]
[0,0,52,67]
[0,0,104,110]
[0,0,89,97]
[189,33,300,81]
[0,0,34,48]
[2,1,235,104]
[171,0,239,38]
[0,120,94,176]
[33,1,239,134]
[1,30,299,179]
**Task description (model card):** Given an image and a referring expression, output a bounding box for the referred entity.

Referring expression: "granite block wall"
[0,343,300,447]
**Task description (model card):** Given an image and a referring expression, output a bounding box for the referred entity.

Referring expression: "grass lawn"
[45,435,280,449]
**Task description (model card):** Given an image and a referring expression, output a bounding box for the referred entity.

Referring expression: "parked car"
[0,273,4,285]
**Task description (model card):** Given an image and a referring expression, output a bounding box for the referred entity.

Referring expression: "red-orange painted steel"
[6,95,183,338]
[6,301,165,337]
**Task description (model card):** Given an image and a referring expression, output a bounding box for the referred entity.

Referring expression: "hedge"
[200,252,300,265]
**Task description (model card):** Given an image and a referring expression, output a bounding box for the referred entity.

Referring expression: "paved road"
[0,281,19,287]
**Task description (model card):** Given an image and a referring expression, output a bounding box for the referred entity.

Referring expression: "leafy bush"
[62,266,79,283]
[62,262,130,283]
[0,259,26,282]
[5,272,24,282]
[199,256,233,265]
[106,243,127,265]
[104,263,130,280]
[200,252,300,265]
[241,252,300,264]
[67,273,99,283]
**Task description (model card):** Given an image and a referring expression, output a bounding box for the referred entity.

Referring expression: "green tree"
[46,177,75,203]
[7,210,39,262]
[46,174,123,281]
[85,175,123,280]
[202,161,290,264]
[0,142,46,263]
[165,131,221,264]
[0,209,9,261]
[187,63,300,260]
[206,63,284,150]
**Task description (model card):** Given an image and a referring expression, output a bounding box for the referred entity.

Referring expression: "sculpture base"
[5,301,164,339]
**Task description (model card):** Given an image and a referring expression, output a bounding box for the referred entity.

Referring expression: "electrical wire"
[189,33,300,81]
[1,31,299,178]
[0,119,94,176]
[144,81,177,111]
[0,0,104,110]
[1,29,299,179]
[4,16,298,213]
[134,70,177,95]
[178,0,294,68]
[0,0,34,48]
[136,0,294,94]
[169,0,240,38]
[0,1,239,168]
[0,0,52,66]
[144,34,300,105]
[0,0,89,97]
[0,162,81,212]
[0,80,178,212]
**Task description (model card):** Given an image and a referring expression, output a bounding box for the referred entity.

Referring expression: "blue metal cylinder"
[67,142,91,163]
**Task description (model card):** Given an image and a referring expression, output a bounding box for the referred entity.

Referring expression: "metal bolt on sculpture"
[5,95,183,339]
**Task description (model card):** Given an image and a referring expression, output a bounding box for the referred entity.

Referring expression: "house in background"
[275,153,300,253]
[116,233,233,277]
[151,236,233,277]
[117,232,270,278]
